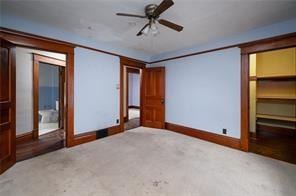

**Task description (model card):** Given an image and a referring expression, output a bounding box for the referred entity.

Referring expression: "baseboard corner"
[165,122,241,150]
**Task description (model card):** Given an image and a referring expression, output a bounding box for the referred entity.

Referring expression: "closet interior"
[249,47,296,163]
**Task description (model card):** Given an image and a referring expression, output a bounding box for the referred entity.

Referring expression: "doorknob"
[161,99,165,104]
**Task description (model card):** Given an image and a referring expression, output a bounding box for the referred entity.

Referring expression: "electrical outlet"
[222,128,227,134]
[116,119,119,124]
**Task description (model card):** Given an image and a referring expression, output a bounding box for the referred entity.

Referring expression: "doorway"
[248,47,296,163]
[35,55,65,136]
[0,32,74,174]
[15,47,66,161]
[119,57,166,132]
[124,67,142,131]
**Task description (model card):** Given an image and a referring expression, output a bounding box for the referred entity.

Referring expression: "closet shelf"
[250,75,296,81]
[256,96,296,102]
[256,121,296,130]
[256,114,296,122]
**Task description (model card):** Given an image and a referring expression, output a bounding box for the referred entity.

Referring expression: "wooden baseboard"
[16,131,34,145]
[257,124,295,136]
[73,131,97,146]
[108,125,122,136]
[128,105,140,109]
[165,122,241,150]
[72,125,122,147]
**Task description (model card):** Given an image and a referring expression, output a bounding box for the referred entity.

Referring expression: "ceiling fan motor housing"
[145,4,158,19]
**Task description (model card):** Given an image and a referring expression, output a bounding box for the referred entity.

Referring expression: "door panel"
[142,67,165,128]
[0,39,16,174]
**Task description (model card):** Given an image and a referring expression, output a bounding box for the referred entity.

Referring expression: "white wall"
[15,47,65,135]
[150,48,241,138]
[128,73,140,107]
[74,47,120,134]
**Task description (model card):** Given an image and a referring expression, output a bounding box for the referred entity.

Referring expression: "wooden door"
[0,39,16,174]
[142,67,165,128]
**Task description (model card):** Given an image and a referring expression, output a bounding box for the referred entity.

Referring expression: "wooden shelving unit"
[256,96,296,103]
[257,96,296,100]
[257,121,296,130]
[249,48,296,135]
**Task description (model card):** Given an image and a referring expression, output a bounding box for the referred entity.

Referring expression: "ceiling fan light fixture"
[142,25,150,35]
[150,21,159,35]
[151,27,159,36]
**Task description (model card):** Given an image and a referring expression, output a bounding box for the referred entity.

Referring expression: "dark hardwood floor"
[124,118,140,131]
[16,129,65,162]
[250,129,296,164]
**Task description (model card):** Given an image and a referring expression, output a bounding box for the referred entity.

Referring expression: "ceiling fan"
[116,0,183,36]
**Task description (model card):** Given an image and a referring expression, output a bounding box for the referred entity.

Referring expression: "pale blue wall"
[74,47,120,134]
[39,63,59,110]
[150,18,296,139]
[151,48,241,138]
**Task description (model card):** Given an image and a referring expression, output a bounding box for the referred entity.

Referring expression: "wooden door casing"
[32,54,66,138]
[142,67,165,129]
[0,39,16,174]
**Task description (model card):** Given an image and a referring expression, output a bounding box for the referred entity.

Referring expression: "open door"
[142,67,165,128]
[0,39,16,174]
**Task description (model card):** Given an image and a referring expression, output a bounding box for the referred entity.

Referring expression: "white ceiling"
[2,0,296,55]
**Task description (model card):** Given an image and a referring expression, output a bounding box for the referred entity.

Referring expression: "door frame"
[120,58,145,131]
[239,34,296,151]
[125,67,140,122]
[32,54,66,138]
[0,31,75,147]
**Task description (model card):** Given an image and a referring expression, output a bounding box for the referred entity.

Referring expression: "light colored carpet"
[1,127,296,196]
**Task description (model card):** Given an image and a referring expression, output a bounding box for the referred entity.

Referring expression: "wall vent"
[96,128,108,139]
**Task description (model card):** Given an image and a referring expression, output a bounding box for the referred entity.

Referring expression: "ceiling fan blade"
[116,13,146,18]
[153,0,174,17]
[158,19,183,32]
[137,24,149,36]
